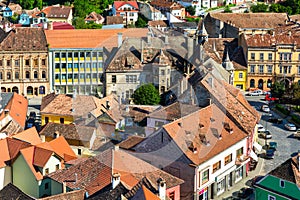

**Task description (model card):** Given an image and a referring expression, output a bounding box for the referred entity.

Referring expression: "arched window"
[12,86,18,94]
[267,79,272,88]
[26,71,30,79]
[42,71,46,79]
[34,71,38,79]
[258,79,264,90]
[250,79,255,88]
[27,86,33,95]
[0,72,2,80]
[39,86,45,95]
[7,72,11,80]
[1,87,6,92]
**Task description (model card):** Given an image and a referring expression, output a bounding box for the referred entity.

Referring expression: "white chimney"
[118,33,123,48]
[147,32,152,44]
[112,173,121,189]
[157,178,166,200]
[62,181,67,193]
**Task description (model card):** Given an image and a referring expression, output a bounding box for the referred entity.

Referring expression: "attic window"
[280,180,285,188]
[186,141,197,153]
[224,122,233,133]
[199,134,210,146]
[185,131,191,135]
[199,124,204,128]
[210,118,215,122]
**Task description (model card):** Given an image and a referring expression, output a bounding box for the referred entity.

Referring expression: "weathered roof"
[39,122,95,142]
[162,104,248,165]
[121,105,159,122]
[0,28,48,51]
[208,13,288,29]
[0,183,35,200]
[12,127,42,145]
[118,135,145,150]
[148,101,200,121]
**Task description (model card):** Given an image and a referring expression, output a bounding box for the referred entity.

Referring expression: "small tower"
[222,50,235,85]
[197,20,208,45]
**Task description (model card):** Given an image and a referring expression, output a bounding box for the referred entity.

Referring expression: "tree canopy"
[132,84,161,105]
[186,5,196,16]
[250,3,269,13]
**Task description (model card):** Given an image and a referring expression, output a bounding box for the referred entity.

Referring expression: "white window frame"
[268,194,276,200]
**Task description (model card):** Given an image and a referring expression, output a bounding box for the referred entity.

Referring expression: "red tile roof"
[45,28,149,49]
[131,185,160,200]
[113,1,139,10]
[33,146,53,167]
[48,136,77,162]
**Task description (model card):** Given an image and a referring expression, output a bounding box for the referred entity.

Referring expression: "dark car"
[259,130,272,139]
[26,118,35,129]
[268,117,283,124]
[251,175,264,187]
[237,187,254,199]
[268,142,277,150]
[29,111,36,119]
[265,149,275,159]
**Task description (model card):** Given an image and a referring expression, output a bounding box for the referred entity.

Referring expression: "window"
[236,147,243,157]
[6,72,11,79]
[235,166,243,182]
[45,183,49,190]
[34,71,38,79]
[250,65,255,73]
[213,161,221,173]
[0,72,2,80]
[268,195,276,200]
[15,60,19,66]
[45,117,49,124]
[26,71,30,79]
[268,53,272,61]
[225,154,232,165]
[6,60,10,66]
[260,53,264,60]
[61,53,66,58]
[161,69,165,75]
[60,118,64,124]
[238,73,243,79]
[45,168,49,175]
[126,75,137,83]
[267,65,272,73]
[280,180,285,188]
[280,66,283,73]
[259,65,264,74]
[34,59,38,66]
[67,52,72,58]
[251,53,255,60]
[42,59,46,65]
[56,164,59,170]
[78,148,82,155]
[42,71,46,79]
[15,72,19,79]
[55,53,60,58]
[288,66,291,74]
[68,63,72,69]
[201,169,209,184]
[112,75,117,83]
[155,121,164,127]
[298,66,300,75]
[217,178,225,195]
[169,191,175,200]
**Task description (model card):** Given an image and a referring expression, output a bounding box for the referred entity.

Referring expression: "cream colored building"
[0,27,49,97]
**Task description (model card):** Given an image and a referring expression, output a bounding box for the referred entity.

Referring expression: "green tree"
[271,81,285,98]
[186,5,196,16]
[223,5,232,13]
[73,17,86,29]
[132,84,160,105]
[135,14,148,28]
[250,3,269,13]
[269,3,292,14]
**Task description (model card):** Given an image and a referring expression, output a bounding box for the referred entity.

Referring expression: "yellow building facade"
[241,31,300,91]
[41,114,73,126]
[233,69,247,90]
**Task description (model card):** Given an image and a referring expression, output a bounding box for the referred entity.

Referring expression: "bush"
[275,104,290,115]
[291,115,300,124]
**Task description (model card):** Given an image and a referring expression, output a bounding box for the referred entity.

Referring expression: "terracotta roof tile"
[39,122,95,142]
[106,16,123,25]
[45,28,149,49]
[148,20,168,27]
[209,13,288,29]
[12,127,42,145]
[131,185,160,200]
[121,105,159,123]
[46,6,72,19]
[114,1,139,10]
[0,27,48,51]
[118,135,145,150]
[39,189,85,200]
[48,136,77,161]
[148,102,200,121]
[33,146,53,167]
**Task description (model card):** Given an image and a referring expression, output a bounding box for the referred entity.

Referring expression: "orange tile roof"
[12,127,42,145]
[162,104,248,165]
[33,146,53,167]
[0,137,31,167]
[131,185,160,200]
[45,28,149,49]
[48,136,77,162]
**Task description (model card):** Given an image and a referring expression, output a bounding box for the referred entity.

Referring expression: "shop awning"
[253,142,262,152]
[250,150,258,162]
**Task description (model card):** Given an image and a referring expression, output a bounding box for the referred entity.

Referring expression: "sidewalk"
[217,155,265,200]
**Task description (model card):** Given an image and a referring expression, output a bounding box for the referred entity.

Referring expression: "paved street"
[246,95,300,174]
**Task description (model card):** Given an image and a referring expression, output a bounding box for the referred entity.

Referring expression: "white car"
[239,4,247,8]
[285,123,297,131]
[261,105,270,113]
[248,90,263,96]
[257,124,266,133]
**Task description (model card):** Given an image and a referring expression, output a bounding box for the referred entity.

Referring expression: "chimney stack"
[118,33,123,48]
[112,173,121,189]
[157,178,166,200]
[106,100,110,110]
[63,181,67,193]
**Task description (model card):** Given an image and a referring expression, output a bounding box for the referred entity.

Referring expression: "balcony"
[235,155,250,166]
[248,72,273,76]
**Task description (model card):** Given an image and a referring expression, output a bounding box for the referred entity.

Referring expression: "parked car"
[261,105,270,112]
[285,123,297,131]
[237,187,254,199]
[26,118,35,129]
[293,129,300,139]
[265,94,279,101]
[29,111,36,119]
[265,149,275,159]
[251,175,264,186]
[248,90,263,96]
[259,130,272,139]
[268,142,277,150]
[268,117,283,124]
[239,4,247,8]
[257,124,266,133]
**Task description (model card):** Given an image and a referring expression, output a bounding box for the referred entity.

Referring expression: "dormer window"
[280,180,285,188]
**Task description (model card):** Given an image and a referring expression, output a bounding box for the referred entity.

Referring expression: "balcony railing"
[235,155,250,166]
